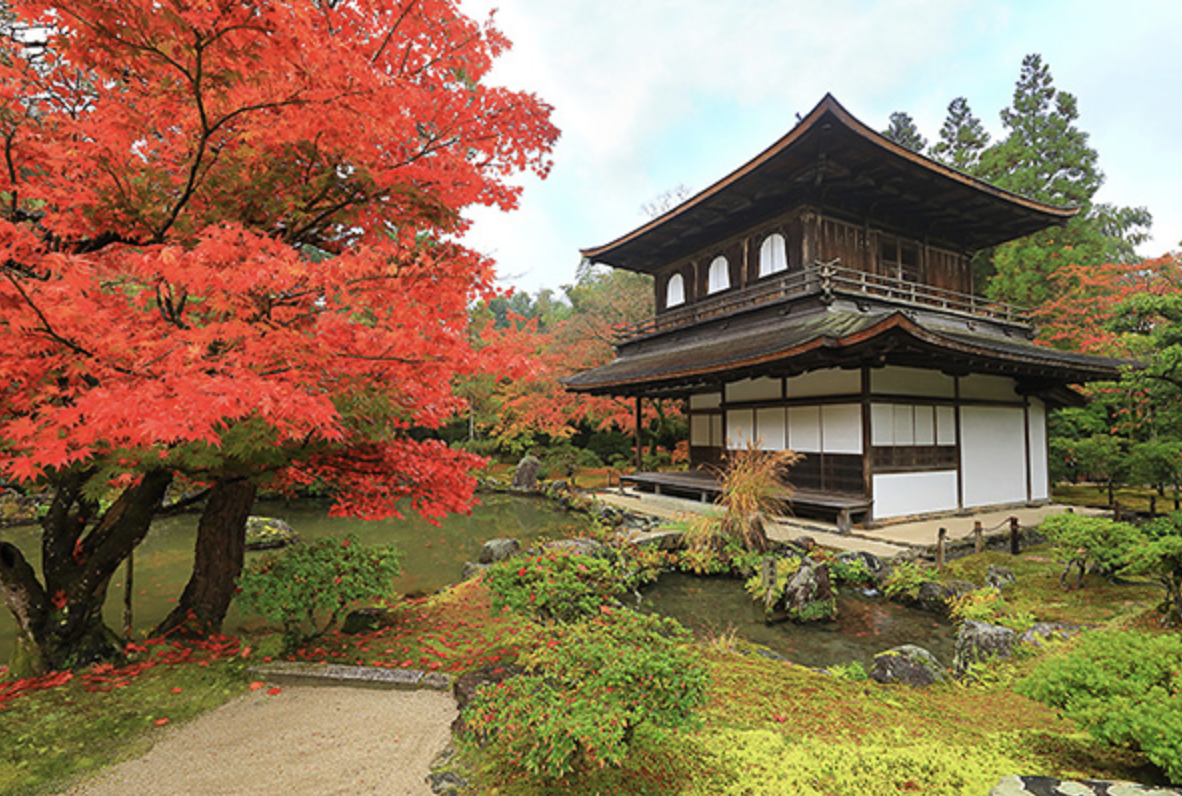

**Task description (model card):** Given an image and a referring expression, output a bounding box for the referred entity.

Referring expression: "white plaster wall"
[914,405,936,445]
[756,408,787,450]
[960,374,1019,402]
[1029,399,1049,500]
[711,415,723,446]
[822,404,862,454]
[726,378,781,403]
[784,368,860,397]
[871,366,955,398]
[788,406,822,452]
[873,471,959,519]
[690,392,722,410]
[870,403,894,446]
[937,406,956,445]
[726,409,755,449]
[961,405,1028,507]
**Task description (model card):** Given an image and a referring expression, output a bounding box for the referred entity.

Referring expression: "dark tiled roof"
[563,303,1131,396]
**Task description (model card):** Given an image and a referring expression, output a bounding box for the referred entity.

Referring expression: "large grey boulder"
[760,558,837,623]
[953,620,1017,678]
[510,454,541,490]
[871,644,946,688]
[478,537,520,564]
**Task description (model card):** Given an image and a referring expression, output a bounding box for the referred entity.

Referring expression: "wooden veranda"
[618,469,871,532]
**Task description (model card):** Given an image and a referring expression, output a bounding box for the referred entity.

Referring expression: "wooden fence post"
[937,527,947,572]
[1009,516,1020,556]
[973,521,983,555]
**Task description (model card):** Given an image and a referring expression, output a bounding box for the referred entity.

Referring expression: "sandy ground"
[57,686,456,796]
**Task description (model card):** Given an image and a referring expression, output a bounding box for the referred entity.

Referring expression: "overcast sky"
[459,0,1182,296]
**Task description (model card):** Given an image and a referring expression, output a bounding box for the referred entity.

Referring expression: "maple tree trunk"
[156,478,257,638]
[0,470,173,676]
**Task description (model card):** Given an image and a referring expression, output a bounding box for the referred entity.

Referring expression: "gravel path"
[58,686,456,796]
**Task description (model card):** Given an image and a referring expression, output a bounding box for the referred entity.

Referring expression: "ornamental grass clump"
[235,534,401,649]
[715,443,801,553]
[463,610,708,780]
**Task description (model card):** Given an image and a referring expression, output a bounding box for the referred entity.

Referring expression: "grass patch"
[941,547,1162,626]
[1053,483,1182,514]
[0,643,251,795]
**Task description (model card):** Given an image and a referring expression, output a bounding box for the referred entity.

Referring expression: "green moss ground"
[1,548,1174,795]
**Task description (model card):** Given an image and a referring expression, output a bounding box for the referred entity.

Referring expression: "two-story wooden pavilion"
[564,94,1127,528]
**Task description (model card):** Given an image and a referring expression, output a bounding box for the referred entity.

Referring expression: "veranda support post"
[634,396,643,473]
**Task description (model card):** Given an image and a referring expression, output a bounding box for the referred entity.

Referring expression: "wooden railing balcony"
[613,261,1031,344]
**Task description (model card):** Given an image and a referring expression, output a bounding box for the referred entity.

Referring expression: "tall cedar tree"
[977,54,1150,304]
[0,0,557,674]
[881,111,927,153]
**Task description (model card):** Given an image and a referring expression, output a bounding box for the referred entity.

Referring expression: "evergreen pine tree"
[978,54,1151,306]
[881,111,928,152]
[929,97,990,173]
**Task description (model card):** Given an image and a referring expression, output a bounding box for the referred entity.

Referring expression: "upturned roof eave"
[561,310,1130,396]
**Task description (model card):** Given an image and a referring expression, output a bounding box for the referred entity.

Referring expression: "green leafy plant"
[1018,629,1182,783]
[948,588,1035,633]
[463,610,709,780]
[234,535,401,649]
[826,661,868,682]
[830,556,874,586]
[484,549,625,623]
[882,560,939,602]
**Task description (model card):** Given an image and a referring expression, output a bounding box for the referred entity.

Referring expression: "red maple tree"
[0,0,556,673]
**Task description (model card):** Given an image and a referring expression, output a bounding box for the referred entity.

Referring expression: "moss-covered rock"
[244,516,298,551]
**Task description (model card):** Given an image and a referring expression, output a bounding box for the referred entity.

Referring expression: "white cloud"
[459,0,1182,293]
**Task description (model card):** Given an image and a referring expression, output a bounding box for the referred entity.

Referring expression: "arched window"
[707,255,730,294]
[666,272,685,308]
[759,233,788,277]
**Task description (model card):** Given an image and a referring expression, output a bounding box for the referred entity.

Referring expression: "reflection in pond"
[0,493,580,664]
[640,571,956,669]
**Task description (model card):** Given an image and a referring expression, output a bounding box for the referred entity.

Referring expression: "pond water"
[0,493,580,664]
[640,572,956,670]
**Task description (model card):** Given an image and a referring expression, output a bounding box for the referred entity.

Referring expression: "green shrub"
[1039,513,1142,588]
[484,549,625,623]
[882,560,939,602]
[1130,513,1182,626]
[235,535,401,649]
[463,610,708,780]
[1018,629,1182,783]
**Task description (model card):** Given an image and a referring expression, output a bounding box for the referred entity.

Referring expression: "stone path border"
[248,661,451,691]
